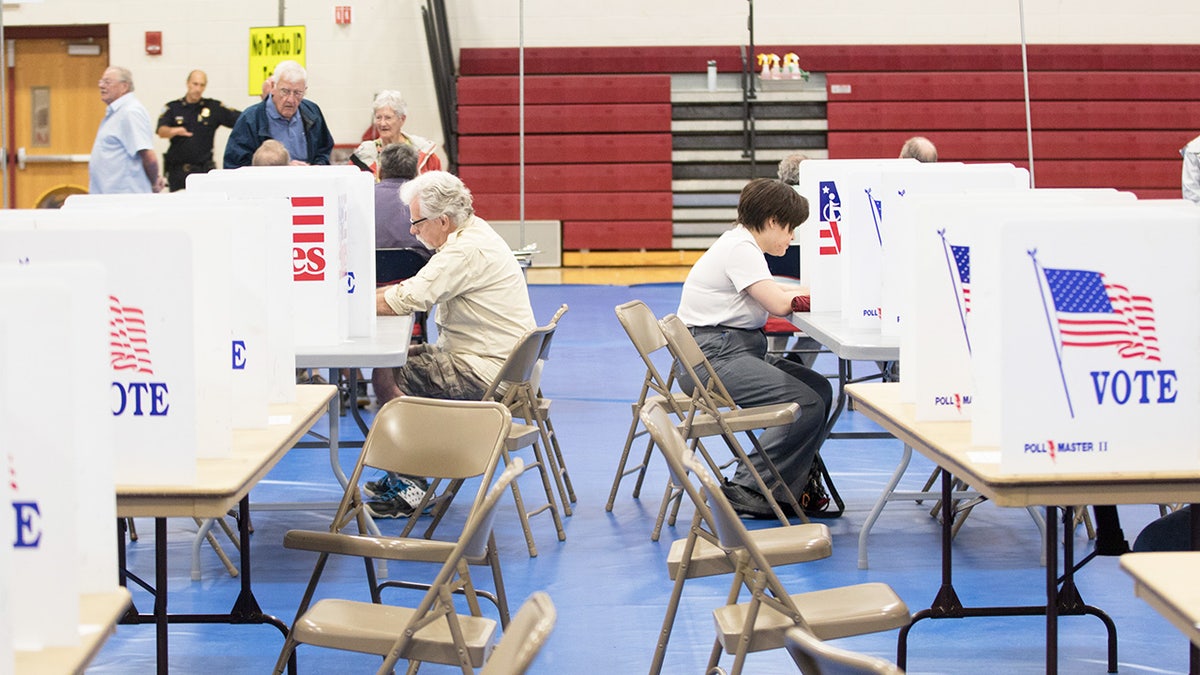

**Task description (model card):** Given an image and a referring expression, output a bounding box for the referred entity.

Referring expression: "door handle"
[16,147,91,170]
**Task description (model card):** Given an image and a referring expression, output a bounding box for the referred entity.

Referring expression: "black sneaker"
[362,474,400,499]
[365,477,430,519]
[719,480,775,520]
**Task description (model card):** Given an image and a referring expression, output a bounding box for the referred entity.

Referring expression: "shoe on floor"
[365,476,430,519]
[720,480,775,520]
[362,474,400,499]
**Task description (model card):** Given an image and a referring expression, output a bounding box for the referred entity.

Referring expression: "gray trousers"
[681,326,832,499]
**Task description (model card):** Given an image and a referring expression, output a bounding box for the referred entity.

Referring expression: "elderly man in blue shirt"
[222,60,334,169]
[89,66,164,194]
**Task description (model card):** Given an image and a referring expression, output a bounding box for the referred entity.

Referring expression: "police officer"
[156,70,240,191]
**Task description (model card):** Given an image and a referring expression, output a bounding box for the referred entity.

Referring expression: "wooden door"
[9,37,109,208]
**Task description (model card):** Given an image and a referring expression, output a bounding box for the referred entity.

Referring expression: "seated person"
[675,178,832,519]
[375,143,433,257]
[252,139,290,166]
[1133,506,1192,552]
[368,171,536,518]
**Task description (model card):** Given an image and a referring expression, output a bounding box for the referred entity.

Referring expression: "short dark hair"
[378,143,419,180]
[737,178,809,232]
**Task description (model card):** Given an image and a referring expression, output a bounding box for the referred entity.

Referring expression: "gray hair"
[378,143,419,180]
[373,90,408,117]
[272,60,307,86]
[899,136,938,163]
[400,170,474,226]
[252,139,291,166]
[776,152,809,185]
[107,66,134,90]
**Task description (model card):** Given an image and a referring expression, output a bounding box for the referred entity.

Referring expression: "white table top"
[789,311,899,361]
[846,382,1200,508]
[294,314,415,369]
[1121,552,1200,649]
[116,384,337,518]
[15,589,131,673]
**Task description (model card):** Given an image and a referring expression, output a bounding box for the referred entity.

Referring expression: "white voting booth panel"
[975,204,1200,474]
[797,158,915,314]
[0,262,117,650]
[189,166,374,347]
[62,193,286,423]
[901,189,1136,413]
[0,222,208,484]
[878,163,1029,337]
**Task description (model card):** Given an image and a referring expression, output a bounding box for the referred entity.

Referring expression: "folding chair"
[657,313,807,527]
[606,300,698,513]
[640,401,833,675]
[529,304,574,514]
[273,457,525,675]
[276,396,515,659]
[785,626,905,675]
[481,323,567,557]
[691,454,911,675]
[376,246,431,343]
[478,591,557,675]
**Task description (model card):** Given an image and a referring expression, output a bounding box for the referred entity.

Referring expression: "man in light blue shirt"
[89,66,164,194]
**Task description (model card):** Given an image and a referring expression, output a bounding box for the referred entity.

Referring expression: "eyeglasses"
[409,216,430,227]
[276,87,306,100]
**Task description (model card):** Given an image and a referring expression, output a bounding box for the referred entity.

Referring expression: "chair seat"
[295,598,498,665]
[682,402,800,438]
[506,422,541,451]
[667,523,832,579]
[283,529,456,565]
[712,582,910,654]
[630,392,694,417]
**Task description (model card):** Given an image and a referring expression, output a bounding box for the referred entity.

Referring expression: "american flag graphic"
[1043,267,1160,361]
[291,195,326,281]
[950,245,971,314]
[818,181,842,255]
[110,296,154,374]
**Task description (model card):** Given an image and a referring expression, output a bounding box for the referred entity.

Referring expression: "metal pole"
[1,4,8,208]
[1018,0,1035,187]
[518,0,525,246]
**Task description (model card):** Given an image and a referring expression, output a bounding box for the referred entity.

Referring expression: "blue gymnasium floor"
[89,283,1186,674]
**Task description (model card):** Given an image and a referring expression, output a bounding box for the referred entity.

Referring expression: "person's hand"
[288,159,310,166]
[173,128,193,138]
[152,176,167,193]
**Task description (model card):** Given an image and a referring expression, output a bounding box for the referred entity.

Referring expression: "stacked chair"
[785,626,905,675]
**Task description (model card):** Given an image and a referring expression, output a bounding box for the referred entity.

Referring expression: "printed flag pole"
[865,188,883,245]
[1028,248,1074,417]
[938,228,971,355]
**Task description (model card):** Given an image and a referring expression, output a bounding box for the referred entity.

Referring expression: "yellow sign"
[248,25,306,96]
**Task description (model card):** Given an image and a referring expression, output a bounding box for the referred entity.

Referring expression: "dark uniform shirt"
[157,97,240,188]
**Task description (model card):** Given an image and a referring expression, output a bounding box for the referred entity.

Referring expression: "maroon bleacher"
[457,45,1200,254]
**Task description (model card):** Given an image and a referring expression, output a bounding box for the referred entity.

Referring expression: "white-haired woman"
[351,90,441,178]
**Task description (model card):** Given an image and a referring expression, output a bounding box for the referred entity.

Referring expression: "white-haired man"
[223,60,333,168]
[367,171,535,517]
[90,66,165,193]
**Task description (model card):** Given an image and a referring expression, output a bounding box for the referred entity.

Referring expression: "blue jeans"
[678,326,832,499]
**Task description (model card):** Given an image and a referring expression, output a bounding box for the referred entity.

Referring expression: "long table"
[15,590,131,673]
[116,383,337,675]
[1121,552,1200,670]
[847,381,1200,674]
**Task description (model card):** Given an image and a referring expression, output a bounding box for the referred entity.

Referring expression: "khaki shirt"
[383,215,535,384]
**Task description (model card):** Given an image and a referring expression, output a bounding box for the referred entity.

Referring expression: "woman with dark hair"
[675,178,832,518]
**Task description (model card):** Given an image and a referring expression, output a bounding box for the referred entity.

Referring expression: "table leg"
[155,518,169,675]
[1046,506,1058,675]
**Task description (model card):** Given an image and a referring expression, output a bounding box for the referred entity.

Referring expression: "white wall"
[5,0,1198,168]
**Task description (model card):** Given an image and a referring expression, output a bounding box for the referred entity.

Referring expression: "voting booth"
[0,262,116,651]
[188,165,376,347]
[975,204,1200,474]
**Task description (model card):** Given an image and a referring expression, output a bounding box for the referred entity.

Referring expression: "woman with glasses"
[350,90,442,179]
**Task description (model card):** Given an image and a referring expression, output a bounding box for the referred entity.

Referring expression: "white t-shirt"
[677,225,772,329]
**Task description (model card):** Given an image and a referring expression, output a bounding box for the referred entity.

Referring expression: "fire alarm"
[145,31,162,56]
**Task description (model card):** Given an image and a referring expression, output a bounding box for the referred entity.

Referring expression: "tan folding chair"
[658,313,807,527]
[273,457,525,675]
[640,401,833,675]
[689,452,911,675]
[529,304,574,515]
[479,591,556,675]
[277,396,515,649]
[785,626,905,675]
[481,323,567,557]
[606,300,698,514]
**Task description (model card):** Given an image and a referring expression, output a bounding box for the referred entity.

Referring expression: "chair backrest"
[639,400,716,531]
[658,313,737,408]
[615,299,669,360]
[536,304,568,362]
[485,325,551,402]
[376,247,431,285]
[379,459,525,671]
[361,396,511,484]
[479,591,557,675]
[784,626,904,675]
